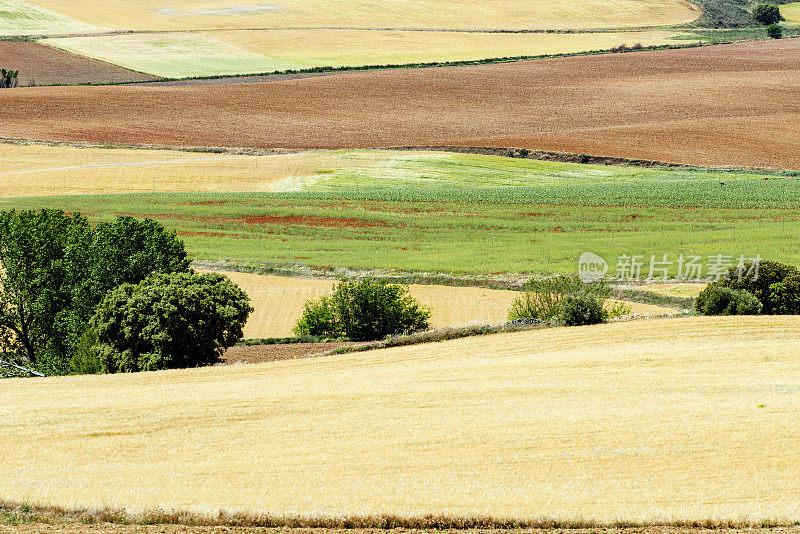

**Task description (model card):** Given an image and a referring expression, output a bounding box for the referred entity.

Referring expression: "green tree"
[0,210,94,374]
[766,23,783,38]
[0,69,18,89]
[508,275,610,322]
[91,216,190,296]
[295,278,431,341]
[697,260,796,315]
[695,287,763,316]
[753,3,783,24]
[0,209,190,375]
[91,272,252,373]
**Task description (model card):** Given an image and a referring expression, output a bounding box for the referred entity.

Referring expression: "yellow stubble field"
[1,315,798,523]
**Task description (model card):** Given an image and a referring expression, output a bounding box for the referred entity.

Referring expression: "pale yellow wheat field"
[0,144,343,198]
[207,270,678,338]
[18,0,698,33]
[638,282,707,298]
[1,316,799,522]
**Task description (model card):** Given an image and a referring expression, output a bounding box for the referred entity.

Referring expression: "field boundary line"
[2,499,797,529]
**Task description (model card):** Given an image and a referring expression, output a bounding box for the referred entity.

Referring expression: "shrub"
[559,293,606,326]
[753,3,782,24]
[91,272,252,373]
[294,278,431,341]
[508,275,609,321]
[766,23,782,38]
[768,272,800,314]
[696,287,762,316]
[700,260,797,315]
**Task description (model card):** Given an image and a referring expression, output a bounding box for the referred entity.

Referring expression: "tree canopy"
[0,209,190,375]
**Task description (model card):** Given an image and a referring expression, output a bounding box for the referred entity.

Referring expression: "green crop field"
[3,151,797,275]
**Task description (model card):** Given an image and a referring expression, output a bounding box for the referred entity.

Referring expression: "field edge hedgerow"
[1,499,798,529]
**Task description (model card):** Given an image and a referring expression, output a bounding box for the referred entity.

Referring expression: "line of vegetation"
[0,210,252,378]
[2,499,795,529]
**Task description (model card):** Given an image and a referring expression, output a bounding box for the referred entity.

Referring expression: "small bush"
[696,287,762,316]
[766,23,782,38]
[606,300,633,319]
[559,293,606,326]
[294,278,431,341]
[508,275,609,321]
[753,3,782,24]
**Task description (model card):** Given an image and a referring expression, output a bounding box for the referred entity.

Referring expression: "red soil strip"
[2,40,800,168]
[242,214,394,227]
[0,41,158,86]
[222,342,356,364]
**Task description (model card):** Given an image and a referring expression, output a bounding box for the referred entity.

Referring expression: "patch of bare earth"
[222,342,355,364]
[0,40,799,167]
[0,41,158,86]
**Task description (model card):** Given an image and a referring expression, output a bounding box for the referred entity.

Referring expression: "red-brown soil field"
[1,39,799,168]
[0,41,158,86]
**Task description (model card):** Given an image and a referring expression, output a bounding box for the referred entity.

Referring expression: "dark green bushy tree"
[294,278,431,341]
[697,260,797,315]
[766,23,783,38]
[696,287,763,316]
[753,3,783,24]
[559,292,606,326]
[0,209,190,375]
[91,272,252,373]
[0,210,94,374]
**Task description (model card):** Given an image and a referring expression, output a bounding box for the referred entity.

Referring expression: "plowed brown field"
[0,41,157,86]
[2,40,800,168]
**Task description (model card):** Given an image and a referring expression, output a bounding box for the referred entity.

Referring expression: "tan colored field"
[0,143,342,197]
[206,270,678,338]
[4,40,800,168]
[42,29,693,78]
[1,316,798,522]
[780,2,800,22]
[638,282,707,298]
[18,0,698,32]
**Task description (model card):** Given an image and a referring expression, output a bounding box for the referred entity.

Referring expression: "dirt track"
[0,41,157,86]
[2,40,800,168]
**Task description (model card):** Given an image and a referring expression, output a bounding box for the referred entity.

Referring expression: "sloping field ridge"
[1,316,798,522]
[2,40,799,168]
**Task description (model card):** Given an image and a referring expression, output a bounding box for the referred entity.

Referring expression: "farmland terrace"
[0,39,799,168]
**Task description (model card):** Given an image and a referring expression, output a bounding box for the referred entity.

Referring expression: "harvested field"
[1,316,799,521]
[3,40,800,168]
[42,30,692,78]
[638,282,707,298]
[10,0,697,33]
[780,2,800,22]
[0,41,156,86]
[0,143,335,197]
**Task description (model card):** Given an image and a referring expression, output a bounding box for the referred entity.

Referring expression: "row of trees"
[0,210,251,377]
